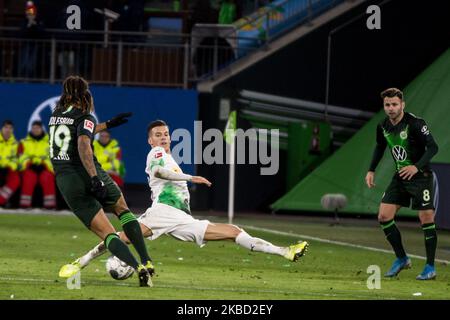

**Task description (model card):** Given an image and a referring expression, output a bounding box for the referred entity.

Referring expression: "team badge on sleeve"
[155,152,163,159]
[84,119,94,133]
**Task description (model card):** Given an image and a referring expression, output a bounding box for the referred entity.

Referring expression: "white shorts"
[138,203,210,246]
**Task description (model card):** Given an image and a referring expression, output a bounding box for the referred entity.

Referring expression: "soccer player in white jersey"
[59,120,308,278]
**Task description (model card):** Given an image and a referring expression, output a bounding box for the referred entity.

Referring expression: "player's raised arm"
[94,123,107,134]
[147,148,211,186]
[189,176,212,187]
[94,112,133,134]
[152,164,212,187]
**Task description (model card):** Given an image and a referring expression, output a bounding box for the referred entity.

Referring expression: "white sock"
[235,231,287,256]
[79,242,107,268]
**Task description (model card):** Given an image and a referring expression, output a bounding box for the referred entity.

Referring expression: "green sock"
[104,233,139,269]
[119,211,151,264]
[422,223,437,266]
[380,219,407,259]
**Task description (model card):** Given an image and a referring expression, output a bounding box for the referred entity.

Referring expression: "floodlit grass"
[0,213,449,300]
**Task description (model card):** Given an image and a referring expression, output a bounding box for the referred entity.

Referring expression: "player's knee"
[229,225,243,238]
[419,211,435,224]
[114,207,129,216]
[113,198,129,215]
[378,213,390,222]
[378,204,397,222]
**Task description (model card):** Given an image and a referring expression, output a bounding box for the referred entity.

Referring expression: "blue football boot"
[416,264,436,280]
[385,256,411,277]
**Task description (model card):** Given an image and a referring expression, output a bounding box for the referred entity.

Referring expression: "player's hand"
[190,176,212,187]
[398,165,418,180]
[91,176,107,200]
[365,171,375,188]
[106,112,133,129]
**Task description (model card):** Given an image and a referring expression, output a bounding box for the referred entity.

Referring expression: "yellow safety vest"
[0,133,19,171]
[19,133,53,173]
[93,139,121,174]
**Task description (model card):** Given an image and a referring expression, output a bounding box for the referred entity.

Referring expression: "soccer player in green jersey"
[51,76,154,287]
[365,88,439,280]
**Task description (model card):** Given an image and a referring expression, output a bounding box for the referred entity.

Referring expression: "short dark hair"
[147,120,168,136]
[2,119,14,127]
[31,120,43,127]
[380,88,403,101]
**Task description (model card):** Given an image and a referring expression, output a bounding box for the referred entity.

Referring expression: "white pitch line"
[241,225,450,265]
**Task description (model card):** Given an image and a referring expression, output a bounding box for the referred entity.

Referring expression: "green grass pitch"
[0,213,449,300]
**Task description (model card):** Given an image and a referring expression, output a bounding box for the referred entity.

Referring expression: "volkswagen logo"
[392,145,407,161]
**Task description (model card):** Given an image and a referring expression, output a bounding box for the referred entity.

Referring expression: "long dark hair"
[55,76,94,114]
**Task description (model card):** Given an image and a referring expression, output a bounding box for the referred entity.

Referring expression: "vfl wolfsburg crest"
[400,130,408,140]
[392,145,407,161]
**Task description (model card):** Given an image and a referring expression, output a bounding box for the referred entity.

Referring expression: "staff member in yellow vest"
[93,130,124,189]
[0,120,21,207]
[18,120,56,209]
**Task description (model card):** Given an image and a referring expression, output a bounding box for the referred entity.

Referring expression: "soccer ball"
[105,255,134,280]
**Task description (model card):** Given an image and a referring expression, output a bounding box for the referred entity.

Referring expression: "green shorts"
[381,171,435,211]
[56,166,121,228]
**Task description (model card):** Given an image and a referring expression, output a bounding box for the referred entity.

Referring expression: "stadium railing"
[0,1,345,88]
[0,27,259,88]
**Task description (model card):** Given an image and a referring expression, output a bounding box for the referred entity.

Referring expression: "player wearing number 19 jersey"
[57,120,309,279]
[366,88,439,280]
[50,75,154,287]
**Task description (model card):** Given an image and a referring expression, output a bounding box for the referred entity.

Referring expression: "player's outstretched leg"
[59,242,106,278]
[236,230,308,262]
[79,242,107,268]
[204,223,308,262]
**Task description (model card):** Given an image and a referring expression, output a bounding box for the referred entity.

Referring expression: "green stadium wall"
[272,48,450,217]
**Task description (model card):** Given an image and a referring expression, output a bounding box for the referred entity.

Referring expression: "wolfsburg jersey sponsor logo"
[383,125,413,169]
[392,145,407,161]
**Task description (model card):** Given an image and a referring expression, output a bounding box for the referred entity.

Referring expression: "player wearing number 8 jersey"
[365,88,439,280]
[49,76,154,287]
